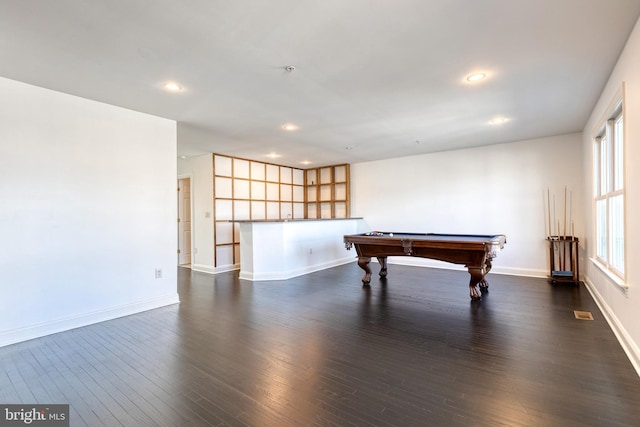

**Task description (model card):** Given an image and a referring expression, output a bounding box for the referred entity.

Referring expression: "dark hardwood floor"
[2,264,640,426]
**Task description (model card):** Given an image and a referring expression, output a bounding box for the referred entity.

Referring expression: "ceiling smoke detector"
[285,65,296,72]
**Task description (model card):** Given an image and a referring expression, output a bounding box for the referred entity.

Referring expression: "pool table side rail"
[344,233,506,248]
[343,233,506,265]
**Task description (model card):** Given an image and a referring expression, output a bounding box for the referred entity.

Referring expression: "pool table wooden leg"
[467,266,484,300]
[377,256,388,278]
[357,257,372,284]
[478,259,493,291]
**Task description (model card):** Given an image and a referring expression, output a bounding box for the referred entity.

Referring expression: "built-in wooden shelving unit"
[213,155,350,268]
[304,164,350,219]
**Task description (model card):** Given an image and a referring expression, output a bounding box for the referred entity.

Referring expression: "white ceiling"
[2,0,640,167]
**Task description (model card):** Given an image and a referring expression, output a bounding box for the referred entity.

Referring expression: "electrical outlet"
[155,268,162,279]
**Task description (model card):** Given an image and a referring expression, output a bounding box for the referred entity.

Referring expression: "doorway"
[178,177,192,267]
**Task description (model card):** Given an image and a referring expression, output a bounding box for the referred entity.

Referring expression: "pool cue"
[547,188,551,238]
[563,186,567,270]
[550,189,557,271]
[569,190,573,238]
[558,220,561,271]
[563,186,567,238]
[571,220,575,276]
[553,195,556,236]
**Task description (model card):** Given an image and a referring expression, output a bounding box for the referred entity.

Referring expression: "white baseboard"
[583,277,640,377]
[491,266,548,278]
[240,257,355,281]
[190,263,217,274]
[214,264,240,274]
[193,259,546,280]
[385,257,547,278]
[191,263,240,275]
[0,293,180,348]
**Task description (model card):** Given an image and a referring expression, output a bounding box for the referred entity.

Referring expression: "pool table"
[343,232,507,300]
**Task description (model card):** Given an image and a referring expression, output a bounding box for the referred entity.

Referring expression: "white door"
[178,178,192,265]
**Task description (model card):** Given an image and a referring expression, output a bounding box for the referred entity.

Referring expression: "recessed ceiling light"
[164,82,183,92]
[179,155,187,159]
[489,117,509,125]
[466,72,487,82]
[301,160,312,165]
[282,124,298,131]
[267,153,281,158]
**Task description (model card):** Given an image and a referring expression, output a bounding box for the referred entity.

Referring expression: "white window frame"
[592,85,626,287]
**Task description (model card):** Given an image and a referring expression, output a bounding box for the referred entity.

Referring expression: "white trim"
[583,276,640,377]
[190,263,241,275]
[214,264,240,274]
[591,83,626,283]
[0,294,180,348]
[177,173,195,267]
[197,258,545,281]
[591,83,624,136]
[191,263,218,274]
[239,257,355,281]
[590,257,628,289]
[385,257,547,278]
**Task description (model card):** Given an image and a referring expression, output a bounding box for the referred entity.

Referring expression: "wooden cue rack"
[545,186,579,284]
[546,236,579,284]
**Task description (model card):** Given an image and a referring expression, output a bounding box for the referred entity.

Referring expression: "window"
[593,94,625,280]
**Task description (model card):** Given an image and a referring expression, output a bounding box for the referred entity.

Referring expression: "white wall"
[0,77,179,347]
[581,16,640,374]
[177,154,215,273]
[351,133,584,277]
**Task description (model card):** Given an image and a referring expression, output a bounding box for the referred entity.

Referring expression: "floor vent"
[574,310,594,320]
